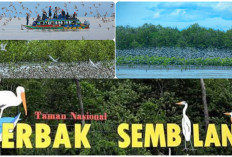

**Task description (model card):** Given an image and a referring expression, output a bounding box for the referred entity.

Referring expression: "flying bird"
[0,43,7,51]
[176,101,194,151]
[48,55,59,62]
[0,86,27,118]
[89,59,100,68]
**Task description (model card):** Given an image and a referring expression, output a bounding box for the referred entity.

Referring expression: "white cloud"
[170,9,186,16]
[212,2,232,13]
[153,12,160,18]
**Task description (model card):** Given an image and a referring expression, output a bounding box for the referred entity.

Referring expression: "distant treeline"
[116,23,232,50]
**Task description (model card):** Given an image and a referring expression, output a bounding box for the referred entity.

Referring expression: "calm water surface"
[116,65,232,78]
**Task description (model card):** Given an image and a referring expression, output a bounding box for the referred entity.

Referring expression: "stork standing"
[0,86,27,118]
[176,101,194,151]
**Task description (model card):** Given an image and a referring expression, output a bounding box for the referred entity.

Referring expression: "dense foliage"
[117,56,232,67]
[1,79,232,155]
[116,23,232,50]
[0,40,114,62]
[116,24,232,67]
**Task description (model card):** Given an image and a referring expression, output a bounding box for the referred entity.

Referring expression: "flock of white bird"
[0,2,115,31]
[1,43,101,68]
[0,62,115,79]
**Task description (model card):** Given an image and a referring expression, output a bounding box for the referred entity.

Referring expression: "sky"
[116,2,232,31]
[0,2,114,18]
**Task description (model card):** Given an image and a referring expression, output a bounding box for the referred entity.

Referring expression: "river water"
[116,65,232,78]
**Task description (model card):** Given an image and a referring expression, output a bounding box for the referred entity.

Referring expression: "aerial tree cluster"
[0,79,232,155]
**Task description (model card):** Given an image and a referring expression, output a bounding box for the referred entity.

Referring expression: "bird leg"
[190,140,196,151]
[182,140,188,151]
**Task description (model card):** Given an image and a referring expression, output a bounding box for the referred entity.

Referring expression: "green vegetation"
[116,23,232,67]
[117,56,232,67]
[116,23,232,50]
[1,79,232,155]
[0,40,114,62]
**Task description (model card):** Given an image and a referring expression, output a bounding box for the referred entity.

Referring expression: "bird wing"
[48,55,52,60]
[185,116,191,133]
[182,118,186,137]
[1,43,7,49]
[183,116,191,141]
[48,55,57,62]
[0,91,17,105]
[89,59,94,65]
[89,59,97,67]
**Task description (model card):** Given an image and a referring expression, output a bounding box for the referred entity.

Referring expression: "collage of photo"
[0,1,232,156]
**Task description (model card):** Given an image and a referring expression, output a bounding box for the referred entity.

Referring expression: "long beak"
[224,112,231,116]
[176,102,183,105]
[21,92,27,116]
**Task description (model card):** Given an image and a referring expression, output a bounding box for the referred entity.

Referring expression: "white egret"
[224,112,232,123]
[48,55,59,62]
[0,86,27,118]
[176,101,194,151]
